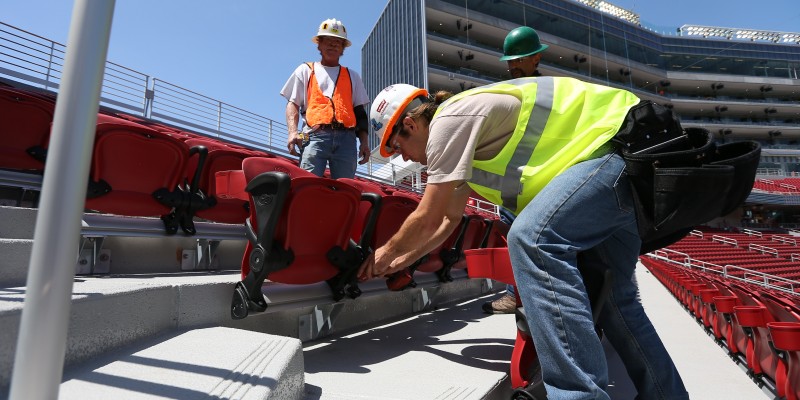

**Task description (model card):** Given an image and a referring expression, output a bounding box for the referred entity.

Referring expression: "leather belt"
[314,122,351,131]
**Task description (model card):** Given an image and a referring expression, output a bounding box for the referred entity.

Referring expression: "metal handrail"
[772,235,798,246]
[0,20,437,196]
[711,234,738,247]
[642,251,800,296]
[749,243,779,257]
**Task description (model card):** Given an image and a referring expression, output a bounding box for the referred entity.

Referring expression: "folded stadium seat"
[225,156,367,319]
[438,211,491,280]
[733,291,783,393]
[688,282,710,318]
[768,322,800,400]
[465,247,612,398]
[338,178,419,291]
[759,291,800,398]
[0,86,56,171]
[712,294,742,353]
[409,216,463,279]
[182,137,262,224]
[482,217,511,248]
[412,211,490,283]
[84,114,192,232]
[698,287,722,332]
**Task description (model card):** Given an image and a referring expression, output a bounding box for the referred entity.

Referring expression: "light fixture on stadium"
[679,25,800,44]
[574,0,640,25]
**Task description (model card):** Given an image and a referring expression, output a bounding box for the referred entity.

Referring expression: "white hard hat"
[313,18,351,48]
[370,84,429,157]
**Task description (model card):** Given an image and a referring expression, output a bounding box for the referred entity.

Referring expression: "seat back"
[0,86,56,171]
[185,138,258,224]
[85,114,189,217]
[240,157,362,285]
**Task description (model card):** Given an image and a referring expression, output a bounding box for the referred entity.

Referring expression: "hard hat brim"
[499,43,549,61]
[312,34,352,48]
[378,89,428,158]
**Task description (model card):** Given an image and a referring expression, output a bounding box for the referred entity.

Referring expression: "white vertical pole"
[8,1,115,399]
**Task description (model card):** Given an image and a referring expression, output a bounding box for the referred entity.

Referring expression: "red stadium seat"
[227,157,367,319]
[183,138,259,224]
[769,322,800,400]
[339,178,420,291]
[0,86,55,171]
[84,114,191,233]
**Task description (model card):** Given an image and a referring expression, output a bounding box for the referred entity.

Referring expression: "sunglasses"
[383,121,404,155]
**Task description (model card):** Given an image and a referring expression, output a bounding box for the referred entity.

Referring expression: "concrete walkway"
[299,264,773,400]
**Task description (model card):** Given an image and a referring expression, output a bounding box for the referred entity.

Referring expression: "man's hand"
[358,247,403,281]
[287,132,304,156]
[358,142,370,165]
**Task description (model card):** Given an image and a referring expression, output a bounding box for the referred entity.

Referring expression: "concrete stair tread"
[58,327,304,400]
[302,297,517,400]
[0,271,241,313]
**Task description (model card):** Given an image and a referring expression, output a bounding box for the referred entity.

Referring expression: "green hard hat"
[500,26,549,61]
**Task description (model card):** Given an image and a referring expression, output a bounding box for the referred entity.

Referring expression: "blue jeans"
[300,128,357,179]
[506,152,688,400]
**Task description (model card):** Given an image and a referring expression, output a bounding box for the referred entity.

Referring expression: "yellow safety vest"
[435,77,639,214]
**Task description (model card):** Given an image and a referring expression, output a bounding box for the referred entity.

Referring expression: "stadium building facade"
[363,0,800,228]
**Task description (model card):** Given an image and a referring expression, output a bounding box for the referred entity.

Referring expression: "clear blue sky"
[3,0,799,124]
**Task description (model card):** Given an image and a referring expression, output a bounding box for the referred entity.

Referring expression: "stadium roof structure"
[679,24,800,45]
[573,0,640,25]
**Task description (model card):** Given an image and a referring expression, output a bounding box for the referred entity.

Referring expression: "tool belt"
[613,100,761,254]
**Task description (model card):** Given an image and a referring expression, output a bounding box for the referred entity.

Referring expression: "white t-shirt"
[280,62,369,125]
[425,93,521,184]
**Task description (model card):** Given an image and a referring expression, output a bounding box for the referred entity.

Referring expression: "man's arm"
[354,104,370,164]
[359,180,471,279]
[286,101,303,156]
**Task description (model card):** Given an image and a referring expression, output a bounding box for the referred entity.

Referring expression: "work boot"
[482,293,516,314]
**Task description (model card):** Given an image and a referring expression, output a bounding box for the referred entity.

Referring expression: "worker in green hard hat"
[500,26,549,79]
[482,25,551,315]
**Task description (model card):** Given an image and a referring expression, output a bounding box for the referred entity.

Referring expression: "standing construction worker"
[280,18,370,178]
[500,26,549,79]
[483,25,550,314]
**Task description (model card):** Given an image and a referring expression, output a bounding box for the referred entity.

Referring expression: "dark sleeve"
[354,104,368,133]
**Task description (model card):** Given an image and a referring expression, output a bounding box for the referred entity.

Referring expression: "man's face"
[388,118,429,165]
[506,53,542,78]
[317,36,346,59]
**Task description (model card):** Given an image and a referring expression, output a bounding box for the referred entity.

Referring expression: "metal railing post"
[8,1,115,399]
[217,100,223,138]
[45,41,57,91]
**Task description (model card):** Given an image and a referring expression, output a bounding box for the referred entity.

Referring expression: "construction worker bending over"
[281,18,370,178]
[359,77,689,400]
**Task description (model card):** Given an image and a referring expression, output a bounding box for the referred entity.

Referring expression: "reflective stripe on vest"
[304,62,356,128]
[435,77,639,214]
[472,77,555,211]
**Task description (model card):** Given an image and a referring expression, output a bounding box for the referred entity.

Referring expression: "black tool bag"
[613,101,761,254]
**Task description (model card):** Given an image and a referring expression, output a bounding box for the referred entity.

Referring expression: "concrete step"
[0,272,242,396]
[0,206,36,240]
[0,205,247,281]
[301,296,517,400]
[58,327,305,400]
[0,270,496,397]
[0,239,31,288]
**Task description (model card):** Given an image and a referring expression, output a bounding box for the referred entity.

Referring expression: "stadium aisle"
[633,264,771,399]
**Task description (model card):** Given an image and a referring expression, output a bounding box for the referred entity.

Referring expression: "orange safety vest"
[304,62,356,128]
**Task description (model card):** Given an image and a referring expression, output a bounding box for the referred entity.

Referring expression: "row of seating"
[212,156,510,318]
[643,256,800,399]
[753,179,800,194]
[0,84,279,233]
[664,233,800,283]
